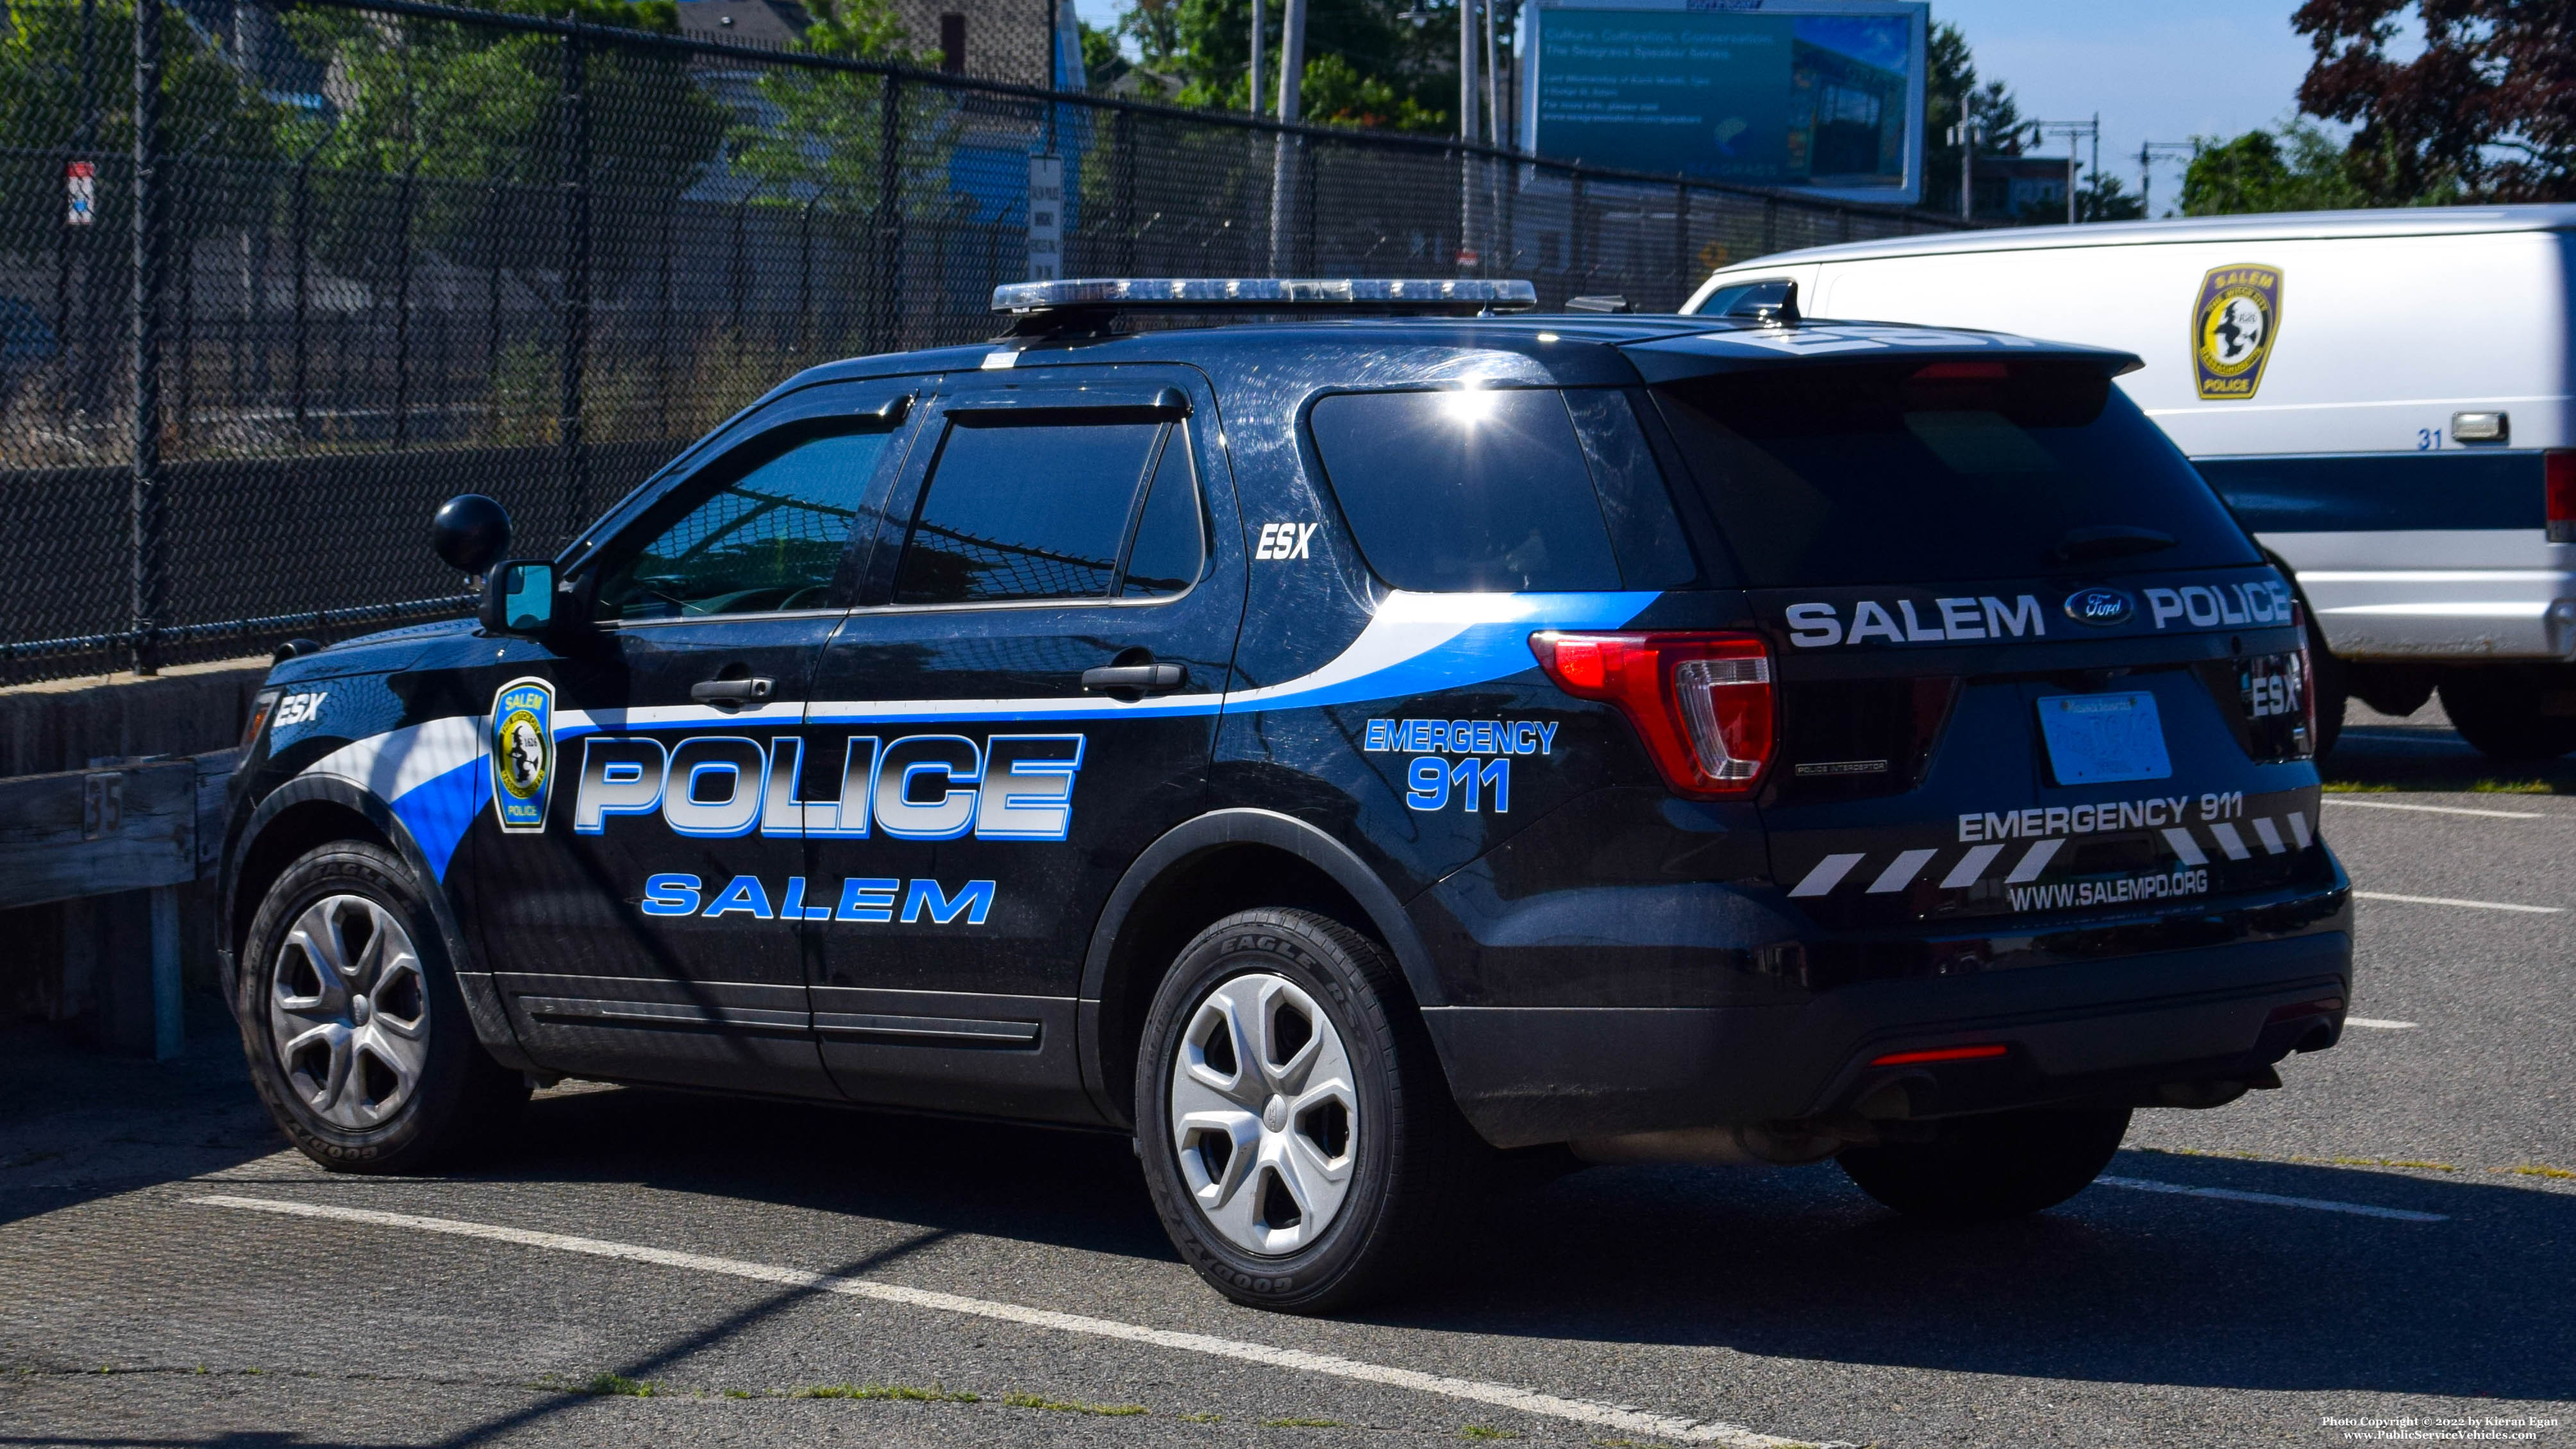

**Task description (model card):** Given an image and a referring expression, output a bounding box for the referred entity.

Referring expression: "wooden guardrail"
[0,748,240,1058]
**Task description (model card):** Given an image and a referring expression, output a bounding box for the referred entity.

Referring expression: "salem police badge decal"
[490,676,555,833]
[2191,263,2282,400]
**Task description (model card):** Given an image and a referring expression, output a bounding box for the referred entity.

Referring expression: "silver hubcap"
[268,894,430,1130]
[1168,972,1359,1256]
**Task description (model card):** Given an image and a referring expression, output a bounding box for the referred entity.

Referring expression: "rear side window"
[1308,388,1622,592]
[894,417,1203,605]
[1651,361,2259,587]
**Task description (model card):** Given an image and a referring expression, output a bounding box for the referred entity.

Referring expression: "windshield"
[1650,360,2259,587]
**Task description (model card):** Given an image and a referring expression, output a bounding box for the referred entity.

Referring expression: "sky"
[1929,0,2326,215]
[1066,0,2336,217]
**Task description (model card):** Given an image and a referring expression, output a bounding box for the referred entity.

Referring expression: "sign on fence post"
[65,162,96,226]
[1027,154,1063,281]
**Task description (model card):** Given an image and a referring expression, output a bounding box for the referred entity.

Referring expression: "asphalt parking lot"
[5,699,2573,1449]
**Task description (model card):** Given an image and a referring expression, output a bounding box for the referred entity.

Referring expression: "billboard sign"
[1522,0,1928,205]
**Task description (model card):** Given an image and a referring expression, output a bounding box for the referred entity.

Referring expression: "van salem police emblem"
[2191,263,2283,400]
[2064,587,2136,627]
[490,677,555,833]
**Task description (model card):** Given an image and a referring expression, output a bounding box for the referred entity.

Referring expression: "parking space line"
[190,1194,1841,1449]
[2353,891,2564,914]
[2323,798,2545,820]
[2093,1176,2447,1222]
[2345,1018,2420,1030]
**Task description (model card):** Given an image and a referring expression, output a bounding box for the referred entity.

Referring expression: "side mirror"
[479,559,556,636]
[433,494,512,574]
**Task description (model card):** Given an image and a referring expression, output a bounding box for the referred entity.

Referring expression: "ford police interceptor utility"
[218,278,2354,1312]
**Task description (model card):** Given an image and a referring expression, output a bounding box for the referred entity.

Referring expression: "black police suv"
[219,278,2351,1312]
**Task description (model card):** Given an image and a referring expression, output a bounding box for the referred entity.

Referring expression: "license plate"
[2036,691,2172,785]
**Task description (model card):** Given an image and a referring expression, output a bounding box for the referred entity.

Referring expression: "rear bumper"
[1423,925,2352,1148]
[2266,528,2576,660]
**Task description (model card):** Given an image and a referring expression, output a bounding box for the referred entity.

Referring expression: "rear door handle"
[690,676,774,705]
[1081,664,1186,694]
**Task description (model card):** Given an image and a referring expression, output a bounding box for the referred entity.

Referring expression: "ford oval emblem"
[2064,587,2135,627]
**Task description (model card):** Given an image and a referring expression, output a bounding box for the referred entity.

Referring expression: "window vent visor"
[1530,632,1776,798]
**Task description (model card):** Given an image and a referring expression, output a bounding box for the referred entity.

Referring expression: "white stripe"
[188,1196,1836,1449]
[2092,1176,2446,1223]
[306,716,485,801]
[2288,810,2313,848]
[2251,817,2286,855]
[2345,1018,2419,1030]
[1788,853,1866,898]
[2002,837,2062,884]
[1866,848,1938,894]
[2324,797,2545,820]
[2354,891,2564,914]
[2208,821,2251,861]
[1939,843,2005,889]
[2161,827,2207,867]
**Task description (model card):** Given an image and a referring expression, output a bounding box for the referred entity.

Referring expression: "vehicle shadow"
[451,1084,2576,1403]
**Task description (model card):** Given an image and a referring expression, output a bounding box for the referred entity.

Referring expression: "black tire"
[238,840,526,1173]
[1135,908,1470,1314]
[1837,1107,2132,1223]
[2440,666,2576,761]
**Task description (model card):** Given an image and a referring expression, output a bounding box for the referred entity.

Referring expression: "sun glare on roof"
[1438,387,1501,425]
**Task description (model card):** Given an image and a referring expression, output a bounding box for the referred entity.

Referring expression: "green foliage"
[1080,20,1129,90]
[728,0,924,208]
[1135,0,1457,134]
[0,0,285,159]
[2179,120,2378,215]
[1918,21,2025,216]
[2075,169,2145,222]
[1002,1391,1148,1415]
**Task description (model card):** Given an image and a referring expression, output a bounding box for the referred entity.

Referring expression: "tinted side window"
[1308,389,1621,593]
[595,430,889,621]
[1121,431,1205,598]
[894,419,1162,604]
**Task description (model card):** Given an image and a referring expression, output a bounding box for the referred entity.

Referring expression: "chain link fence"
[0,0,1962,684]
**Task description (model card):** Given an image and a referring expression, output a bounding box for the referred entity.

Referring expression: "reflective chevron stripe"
[1782,812,2313,900]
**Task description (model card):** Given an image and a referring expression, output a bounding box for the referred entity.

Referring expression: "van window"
[1650,361,2259,587]
[1308,388,1623,592]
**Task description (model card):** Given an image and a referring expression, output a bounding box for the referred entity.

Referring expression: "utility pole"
[1250,0,1264,116]
[1952,119,1977,220]
[1482,0,1500,147]
[2138,138,2194,216]
[1266,0,1307,274]
[2031,118,2100,224]
[1457,0,1479,269]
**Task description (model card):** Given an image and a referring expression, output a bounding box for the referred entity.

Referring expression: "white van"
[1684,206,2576,759]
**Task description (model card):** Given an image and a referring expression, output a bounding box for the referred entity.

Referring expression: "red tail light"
[2548,451,2576,543]
[1530,631,1776,798]
[1870,1044,2009,1067]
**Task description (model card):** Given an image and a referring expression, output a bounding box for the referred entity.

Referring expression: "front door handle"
[1081,663,1186,694]
[690,676,774,705]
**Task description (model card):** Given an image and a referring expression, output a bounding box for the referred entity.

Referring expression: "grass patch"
[1003,1392,1146,1416]
[580,1373,660,1398]
[1264,1418,1346,1428]
[2330,1155,2458,1172]
[2470,778,2554,794]
[2319,782,2397,792]
[1462,1427,1524,1440]
[2505,1163,2576,1180]
[1180,1411,1222,1422]
[792,1383,979,1402]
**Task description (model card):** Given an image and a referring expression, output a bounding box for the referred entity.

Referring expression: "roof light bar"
[989,277,1538,315]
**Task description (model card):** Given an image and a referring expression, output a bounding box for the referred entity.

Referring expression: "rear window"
[1307,388,1623,592]
[1650,361,2258,587]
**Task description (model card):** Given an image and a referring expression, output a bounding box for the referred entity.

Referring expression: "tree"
[2075,169,2146,222]
[2293,0,2559,201]
[1080,20,1131,91]
[1125,0,1455,133]
[2179,119,2377,214]
[1919,22,2026,217]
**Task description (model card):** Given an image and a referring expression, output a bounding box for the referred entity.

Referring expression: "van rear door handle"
[690,676,774,705]
[1081,663,1185,694]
